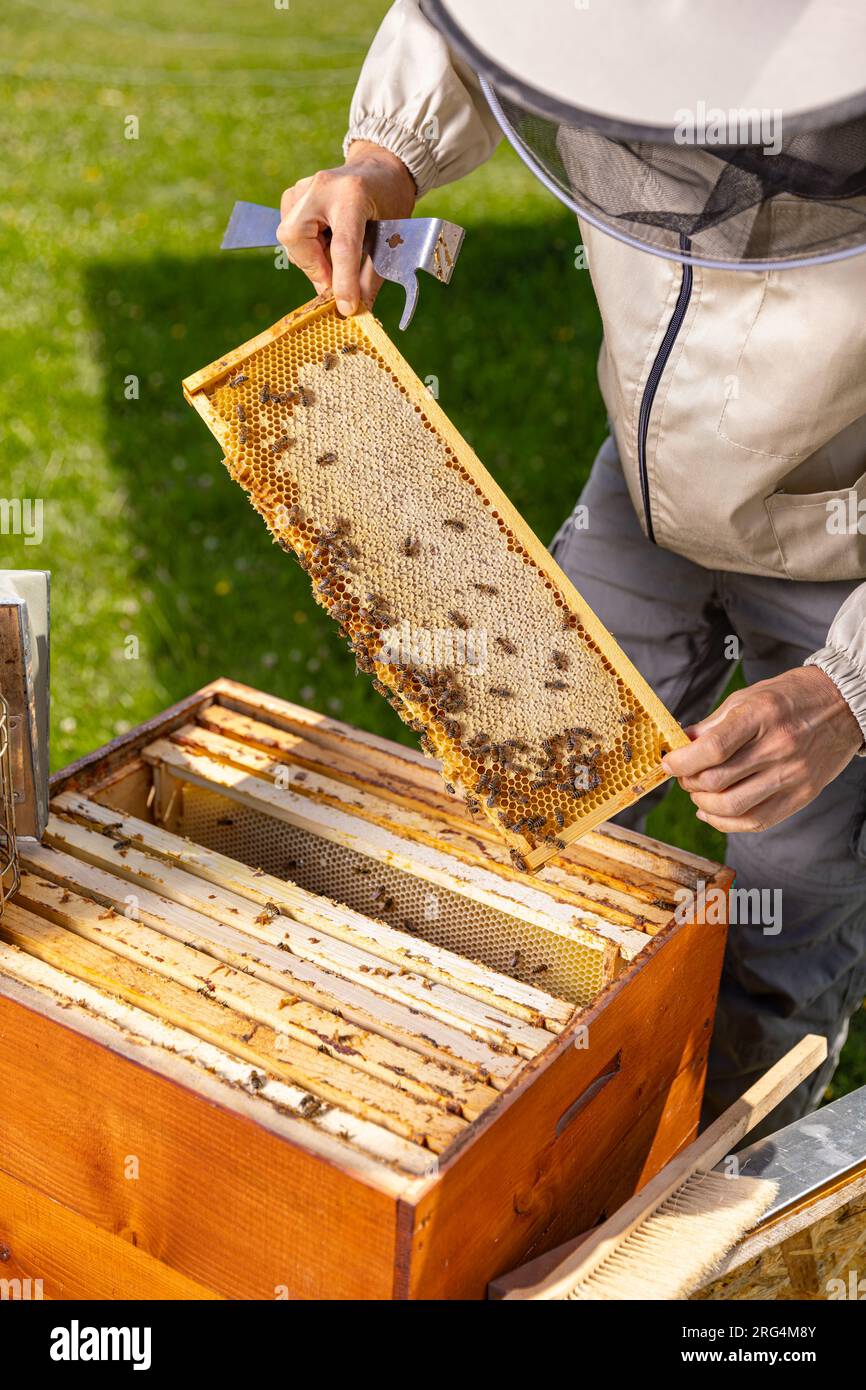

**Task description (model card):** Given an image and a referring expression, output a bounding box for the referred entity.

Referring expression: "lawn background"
[2,0,862,1095]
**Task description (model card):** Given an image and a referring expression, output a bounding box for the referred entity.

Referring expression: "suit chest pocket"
[717,267,866,464]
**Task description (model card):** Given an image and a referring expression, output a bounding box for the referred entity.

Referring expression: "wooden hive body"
[0,681,730,1299]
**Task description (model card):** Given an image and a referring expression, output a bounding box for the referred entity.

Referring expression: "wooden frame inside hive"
[0,681,730,1299]
[183,297,687,870]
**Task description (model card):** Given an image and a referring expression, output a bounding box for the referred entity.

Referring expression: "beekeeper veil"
[422,0,866,270]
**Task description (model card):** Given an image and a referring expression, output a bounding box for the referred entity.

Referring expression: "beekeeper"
[277,0,866,1131]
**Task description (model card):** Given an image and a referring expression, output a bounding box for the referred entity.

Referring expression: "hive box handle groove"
[555,1051,622,1137]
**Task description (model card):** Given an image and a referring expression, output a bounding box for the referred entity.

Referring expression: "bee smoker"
[0,571,50,920]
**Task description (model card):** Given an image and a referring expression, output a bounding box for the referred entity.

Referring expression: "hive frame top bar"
[51,675,717,883]
[183,296,687,868]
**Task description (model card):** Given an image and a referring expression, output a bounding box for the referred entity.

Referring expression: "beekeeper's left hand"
[661,666,862,832]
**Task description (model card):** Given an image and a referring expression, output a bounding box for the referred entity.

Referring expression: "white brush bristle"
[565,1171,778,1300]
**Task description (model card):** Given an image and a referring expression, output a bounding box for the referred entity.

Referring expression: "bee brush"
[504,1033,827,1300]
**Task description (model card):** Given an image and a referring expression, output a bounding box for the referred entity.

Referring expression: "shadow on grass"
[82,214,607,743]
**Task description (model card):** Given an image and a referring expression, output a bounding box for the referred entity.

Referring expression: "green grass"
[2,0,862,1098]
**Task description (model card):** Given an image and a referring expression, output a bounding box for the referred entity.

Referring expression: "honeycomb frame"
[175,781,614,1007]
[183,295,688,871]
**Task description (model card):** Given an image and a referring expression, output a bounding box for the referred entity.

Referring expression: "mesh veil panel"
[491,87,866,268]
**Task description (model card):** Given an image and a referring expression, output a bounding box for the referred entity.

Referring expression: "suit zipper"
[636,234,693,543]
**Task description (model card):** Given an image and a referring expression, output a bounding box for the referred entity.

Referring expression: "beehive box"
[0,681,730,1300]
[183,298,688,869]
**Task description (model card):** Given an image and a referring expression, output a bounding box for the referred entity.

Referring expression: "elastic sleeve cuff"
[805,644,866,754]
[343,116,438,198]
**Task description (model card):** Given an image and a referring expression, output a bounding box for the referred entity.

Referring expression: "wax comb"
[183,297,687,870]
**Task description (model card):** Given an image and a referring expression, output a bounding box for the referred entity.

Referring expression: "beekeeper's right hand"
[278,142,416,317]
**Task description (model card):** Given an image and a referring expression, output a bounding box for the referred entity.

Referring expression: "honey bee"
[495,636,517,655]
[493,742,514,769]
[509,849,529,873]
[323,353,338,370]
[259,382,270,404]
[545,679,569,691]
[228,373,247,388]
[340,342,358,355]
[551,650,569,671]
[488,686,514,699]
[402,537,421,557]
[623,740,633,762]
[448,610,469,630]
[316,452,338,466]
[443,519,466,532]
[298,385,315,407]
[235,403,247,422]
[473,582,498,595]
[268,435,292,455]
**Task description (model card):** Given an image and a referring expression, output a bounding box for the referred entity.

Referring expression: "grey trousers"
[551,437,866,1138]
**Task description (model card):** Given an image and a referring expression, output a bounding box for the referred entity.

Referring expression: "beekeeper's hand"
[661,666,862,833]
[278,142,416,316]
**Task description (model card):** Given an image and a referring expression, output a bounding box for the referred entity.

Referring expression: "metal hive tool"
[183,297,687,871]
[221,200,465,332]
